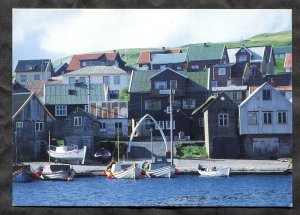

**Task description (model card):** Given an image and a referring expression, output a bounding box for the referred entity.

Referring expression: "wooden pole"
[48,130,51,164]
[170,89,173,166]
[117,126,120,163]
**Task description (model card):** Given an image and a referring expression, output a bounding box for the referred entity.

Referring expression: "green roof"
[152,53,187,64]
[45,84,105,105]
[64,65,127,76]
[187,44,225,61]
[129,68,208,93]
[273,46,292,54]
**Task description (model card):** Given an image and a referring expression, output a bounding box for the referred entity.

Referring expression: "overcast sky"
[12,9,291,69]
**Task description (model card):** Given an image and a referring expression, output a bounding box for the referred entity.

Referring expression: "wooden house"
[211,85,248,105]
[14,59,53,85]
[192,93,239,158]
[151,53,187,71]
[284,53,292,73]
[128,67,210,140]
[186,44,229,71]
[239,82,292,159]
[274,46,292,59]
[12,92,55,161]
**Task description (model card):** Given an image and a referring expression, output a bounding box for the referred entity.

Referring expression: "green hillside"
[54,31,292,70]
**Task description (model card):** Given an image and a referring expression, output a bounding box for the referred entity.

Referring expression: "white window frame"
[166,121,176,130]
[79,77,86,83]
[232,92,238,100]
[191,65,199,69]
[155,121,164,130]
[154,81,167,90]
[278,111,287,124]
[69,77,75,84]
[74,117,82,126]
[100,122,107,132]
[84,105,89,113]
[20,75,27,83]
[34,74,40,80]
[183,99,195,109]
[248,111,259,125]
[239,55,247,62]
[263,112,273,124]
[263,90,272,100]
[218,68,226,75]
[35,122,44,131]
[176,66,182,70]
[218,113,228,126]
[114,76,120,85]
[170,80,177,89]
[55,105,67,116]
[103,76,110,85]
[16,122,23,128]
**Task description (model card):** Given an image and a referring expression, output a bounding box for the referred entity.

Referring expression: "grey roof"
[64,65,128,76]
[227,47,266,63]
[12,93,32,116]
[274,46,292,54]
[151,53,187,64]
[14,59,52,73]
[212,86,248,91]
[44,83,105,105]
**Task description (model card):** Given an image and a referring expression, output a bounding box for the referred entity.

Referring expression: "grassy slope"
[53,31,292,69]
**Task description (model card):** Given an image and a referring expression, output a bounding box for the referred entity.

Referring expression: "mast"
[150,128,153,162]
[117,125,120,163]
[48,130,51,164]
[87,75,91,114]
[170,89,174,166]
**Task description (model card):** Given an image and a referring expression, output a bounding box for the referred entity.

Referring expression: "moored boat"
[198,164,231,177]
[12,163,34,183]
[105,161,142,179]
[94,148,111,160]
[142,156,177,178]
[48,145,87,164]
[38,164,76,181]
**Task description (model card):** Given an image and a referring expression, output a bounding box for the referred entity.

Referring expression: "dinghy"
[198,164,231,177]
[38,164,76,181]
[48,145,87,164]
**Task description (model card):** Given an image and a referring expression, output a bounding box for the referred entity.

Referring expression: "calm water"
[13,175,292,207]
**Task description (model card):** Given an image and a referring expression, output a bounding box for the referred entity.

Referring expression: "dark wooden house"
[192,93,239,158]
[128,67,210,141]
[12,92,55,161]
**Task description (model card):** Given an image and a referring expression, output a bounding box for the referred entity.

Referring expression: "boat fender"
[67,177,73,181]
[175,168,180,175]
[107,173,113,179]
[101,171,107,176]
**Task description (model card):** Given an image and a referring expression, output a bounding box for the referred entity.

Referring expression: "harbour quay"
[25,158,292,177]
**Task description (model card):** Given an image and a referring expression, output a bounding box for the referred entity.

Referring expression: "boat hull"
[198,167,231,177]
[48,145,87,164]
[12,164,34,183]
[40,165,76,181]
[112,166,142,179]
[146,165,176,178]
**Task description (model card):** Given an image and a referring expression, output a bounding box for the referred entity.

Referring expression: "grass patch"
[275,58,285,74]
[176,144,208,159]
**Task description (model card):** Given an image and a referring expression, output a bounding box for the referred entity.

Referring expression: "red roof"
[169,49,182,54]
[250,85,292,94]
[136,48,182,64]
[66,52,120,71]
[284,53,292,68]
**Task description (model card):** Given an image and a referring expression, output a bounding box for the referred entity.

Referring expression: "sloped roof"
[284,53,292,68]
[151,53,187,64]
[212,86,247,92]
[44,83,105,105]
[187,44,225,62]
[64,65,128,76]
[192,96,216,115]
[227,46,266,63]
[25,80,47,97]
[70,107,99,122]
[129,68,208,93]
[230,62,247,78]
[14,59,52,73]
[137,49,182,64]
[12,80,30,93]
[274,46,292,54]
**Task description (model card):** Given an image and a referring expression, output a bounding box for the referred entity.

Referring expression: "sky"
[12,9,292,69]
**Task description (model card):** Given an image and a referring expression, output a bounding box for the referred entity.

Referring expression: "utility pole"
[170,88,173,166]
[87,76,91,114]
[150,128,153,162]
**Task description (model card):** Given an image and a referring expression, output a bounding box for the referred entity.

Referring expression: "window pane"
[154,81,167,90]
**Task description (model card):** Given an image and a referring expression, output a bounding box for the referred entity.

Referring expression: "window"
[173,100,181,109]
[239,55,247,62]
[35,122,44,131]
[160,65,166,70]
[115,122,122,130]
[166,121,175,130]
[241,49,245,52]
[74,117,82,126]
[114,76,120,85]
[103,76,110,85]
[141,65,149,70]
[69,77,75,84]
[278,111,287,124]
[34,75,40,80]
[55,105,67,116]
[68,89,76,95]
[176,66,182,71]
[109,90,119,99]
[79,77,86,84]
[218,68,226,75]
[145,100,161,110]
[263,112,272,124]
[16,122,23,128]
[82,62,87,67]
[211,81,217,87]
[218,113,228,126]
[84,105,89,113]
[100,122,106,132]
[213,92,221,97]
[232,92,238,100]
[20,75,27,83]
[248,111,258,125]
[263,90,271,100]
[154,81,167,90]
[183,99,195,109]
[170,80,177,89]
[155,121,164,130]
[199,118,204,127]
[191,65,199,69]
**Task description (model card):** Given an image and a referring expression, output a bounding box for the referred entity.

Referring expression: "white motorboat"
[198,164,231,177]
[48,145,87,164]
[142,156,177,178]
[105,161,143,179]
[39,164,76,181]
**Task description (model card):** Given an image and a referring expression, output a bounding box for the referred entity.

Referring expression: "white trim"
[148,67,187,80]
[128,70,134,93]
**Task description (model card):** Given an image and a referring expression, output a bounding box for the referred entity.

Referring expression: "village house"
[136,48,182,70]
[227,46,276,76]
[12,92,55,161]
[150,53,187,71]
[12,80,30,93]
[239,82,292,159]
[186,44,229,71]
[273,46,292,59]
[211,85,248,105]
[14,59,54,85]
[284,52,292,73]
[62,65,130,100]
[192,93,239,158]
[128,67,209,141]
[44,83,128,140]
[65,51,127,73]
[52,62,69,77]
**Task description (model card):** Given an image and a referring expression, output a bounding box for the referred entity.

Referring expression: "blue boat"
[13,164,34,183]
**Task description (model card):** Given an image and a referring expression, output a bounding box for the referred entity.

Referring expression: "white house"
[63,65,130,100]
[238,82,292,159]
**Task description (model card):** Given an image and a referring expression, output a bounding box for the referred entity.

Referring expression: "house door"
[212,137,239,158]
[252,138,279,159]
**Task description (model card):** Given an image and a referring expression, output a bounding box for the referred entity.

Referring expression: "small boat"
[48,145,87,164]
[198,164,231,177]
[94,148,111,160]
[38,164,76,181]
[105,161,142,179]
[142,156,177,178]
[12,163,34,183]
